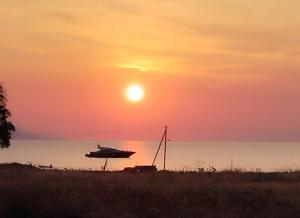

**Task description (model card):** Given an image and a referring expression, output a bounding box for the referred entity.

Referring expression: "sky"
[1,0,300,141]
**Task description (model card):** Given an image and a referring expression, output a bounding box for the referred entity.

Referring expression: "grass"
[1,163,300,218]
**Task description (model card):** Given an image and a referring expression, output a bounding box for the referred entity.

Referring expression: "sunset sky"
[1,0,300,141]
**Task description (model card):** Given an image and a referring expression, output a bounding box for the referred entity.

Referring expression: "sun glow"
[126,84,144,102]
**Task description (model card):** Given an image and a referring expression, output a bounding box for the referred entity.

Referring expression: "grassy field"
[1,163,300,218]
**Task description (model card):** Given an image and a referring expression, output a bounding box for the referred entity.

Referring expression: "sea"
[1,140,300,172]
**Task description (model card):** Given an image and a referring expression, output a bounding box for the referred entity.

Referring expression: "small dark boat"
[38,164,53,169]
[123,165,157,173]
[85,145,135,158]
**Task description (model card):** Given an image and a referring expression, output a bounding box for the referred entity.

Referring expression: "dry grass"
[1,163,300,218]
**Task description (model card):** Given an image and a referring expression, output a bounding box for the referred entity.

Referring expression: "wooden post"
[103,158,108,172]
[163,126,167,171]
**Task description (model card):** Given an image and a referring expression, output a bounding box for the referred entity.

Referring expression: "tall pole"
[163,126,167,171]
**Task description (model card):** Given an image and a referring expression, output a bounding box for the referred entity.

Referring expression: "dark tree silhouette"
[0,83,15,148]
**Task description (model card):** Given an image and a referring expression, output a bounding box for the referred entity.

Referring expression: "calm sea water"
[0,140,299,171]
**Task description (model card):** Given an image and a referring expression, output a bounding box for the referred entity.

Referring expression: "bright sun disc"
[126,84,144,102]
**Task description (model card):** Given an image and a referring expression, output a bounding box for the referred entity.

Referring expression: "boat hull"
[85,151,135,158]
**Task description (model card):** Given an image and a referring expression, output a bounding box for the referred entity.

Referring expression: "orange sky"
[1,0,300,141]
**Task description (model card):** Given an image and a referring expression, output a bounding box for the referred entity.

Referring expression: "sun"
[126,84,144,102]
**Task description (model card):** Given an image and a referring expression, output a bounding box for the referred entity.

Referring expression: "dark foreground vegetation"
[1,163,300,218]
